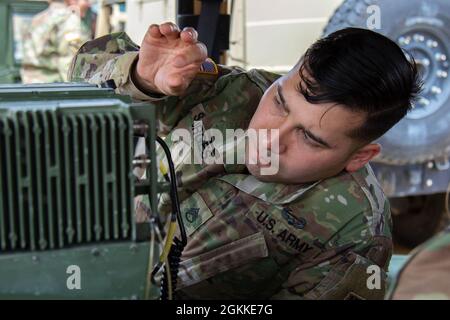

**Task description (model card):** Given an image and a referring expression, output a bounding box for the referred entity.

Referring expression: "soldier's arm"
[67,32,153,99]
[388,226,450,300]
[270,213,392,300]
[68,31,243,134]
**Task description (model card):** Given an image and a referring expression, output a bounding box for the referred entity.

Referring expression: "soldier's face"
[78,0,91,10]
[246,67,380,183]
[65,0,78,6]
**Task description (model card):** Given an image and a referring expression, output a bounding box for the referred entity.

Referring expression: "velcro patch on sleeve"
[199,58,218,76]
[181,192,214,237]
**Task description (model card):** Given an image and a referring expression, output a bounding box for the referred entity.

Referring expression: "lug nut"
[399,36,411,45]
[427,40,438,48]
[435,53,447,62]
[437,70,448,78]
[413,34,425,42]
[420,58,430,67]
[431,86,442,94]
[419,97,430,106]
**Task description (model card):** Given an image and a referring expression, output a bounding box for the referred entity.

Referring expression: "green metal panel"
[0,241,159,299]
[0,83,120,101]
[0,83,160,299]
[0,84,136,252]
[129,102,158,217]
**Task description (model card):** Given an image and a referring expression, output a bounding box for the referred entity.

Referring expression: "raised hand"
[133,22,208,96]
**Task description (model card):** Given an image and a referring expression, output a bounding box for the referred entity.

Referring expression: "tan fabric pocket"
[303,252,387,300]
[177,232,269,289]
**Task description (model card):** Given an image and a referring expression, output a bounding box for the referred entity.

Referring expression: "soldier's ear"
[345,143,381,173]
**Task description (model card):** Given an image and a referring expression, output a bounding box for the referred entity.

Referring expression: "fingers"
[148,24,162,38]
[147,22,200,44]
[159,22,180,40]
[180,27,198,44]
[173,42,208,68]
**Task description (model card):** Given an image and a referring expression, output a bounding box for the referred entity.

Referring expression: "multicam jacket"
[21,1,92,83]
[388,224,450,300]
[69,32,393,300]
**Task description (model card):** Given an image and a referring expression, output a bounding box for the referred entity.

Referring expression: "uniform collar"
[216,132,322,205]
[218,174,321,205]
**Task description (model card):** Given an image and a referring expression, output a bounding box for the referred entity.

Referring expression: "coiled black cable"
[155,136,187,300]
[160,237,184,300]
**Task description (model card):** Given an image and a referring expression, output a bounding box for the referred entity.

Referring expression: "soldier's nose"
[268,142,287,155]
[267,133,287,155]
[277,144,287,154]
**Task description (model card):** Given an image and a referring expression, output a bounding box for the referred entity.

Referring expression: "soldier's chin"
[246,163,279,182]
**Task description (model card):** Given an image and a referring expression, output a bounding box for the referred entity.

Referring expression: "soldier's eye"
[272,95,288,116]
[297,128,320,148]
[273,96,281,106]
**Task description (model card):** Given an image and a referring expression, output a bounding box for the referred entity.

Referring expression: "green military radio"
[0,83,184,299]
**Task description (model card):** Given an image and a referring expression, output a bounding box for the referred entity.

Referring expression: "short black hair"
[299,27,422,142]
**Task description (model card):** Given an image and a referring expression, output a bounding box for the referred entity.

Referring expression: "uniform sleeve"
[68,32,240,134]
[68,33,154,99]
[388,227,450,300]
[270,250,386,300]
[270,209,393,300]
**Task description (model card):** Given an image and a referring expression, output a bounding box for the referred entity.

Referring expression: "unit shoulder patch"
[198,58,219,76]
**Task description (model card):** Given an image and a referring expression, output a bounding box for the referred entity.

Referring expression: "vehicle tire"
[323,0,450,165]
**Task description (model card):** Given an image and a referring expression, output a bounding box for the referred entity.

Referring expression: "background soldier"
[388,224,450,300]
[21,0,93,83]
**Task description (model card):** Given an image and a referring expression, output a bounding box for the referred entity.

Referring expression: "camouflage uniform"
[81,7,97,40]
[388,224,450,300]
[69,32,393,300]
[21,1,92,83]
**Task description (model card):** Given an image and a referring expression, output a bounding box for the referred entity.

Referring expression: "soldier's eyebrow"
[277,84,332,149]
[276,84,288,111]
[303,127,332,148]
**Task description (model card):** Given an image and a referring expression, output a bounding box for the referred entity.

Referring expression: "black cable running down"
[156,136,187,244]
[155,136,187,300]
[160,237,184,300]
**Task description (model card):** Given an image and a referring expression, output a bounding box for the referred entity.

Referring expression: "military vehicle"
[0,83,178,299]
[323,0,450,247]
[0,0,193,300]
[0,0,48,83]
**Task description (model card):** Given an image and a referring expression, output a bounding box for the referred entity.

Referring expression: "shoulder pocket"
[177,232,269,289]
[303,252,387,300]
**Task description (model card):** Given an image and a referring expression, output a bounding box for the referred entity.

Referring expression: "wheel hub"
[397,30,450,119]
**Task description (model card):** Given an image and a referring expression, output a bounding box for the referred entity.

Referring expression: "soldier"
[78,0,96,38]
[21,0,93,83]
[68,22,421,299]
[388,224,450,300]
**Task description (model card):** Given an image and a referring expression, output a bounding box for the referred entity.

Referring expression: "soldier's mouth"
[248,148,272,168]
[245,137,277,171]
